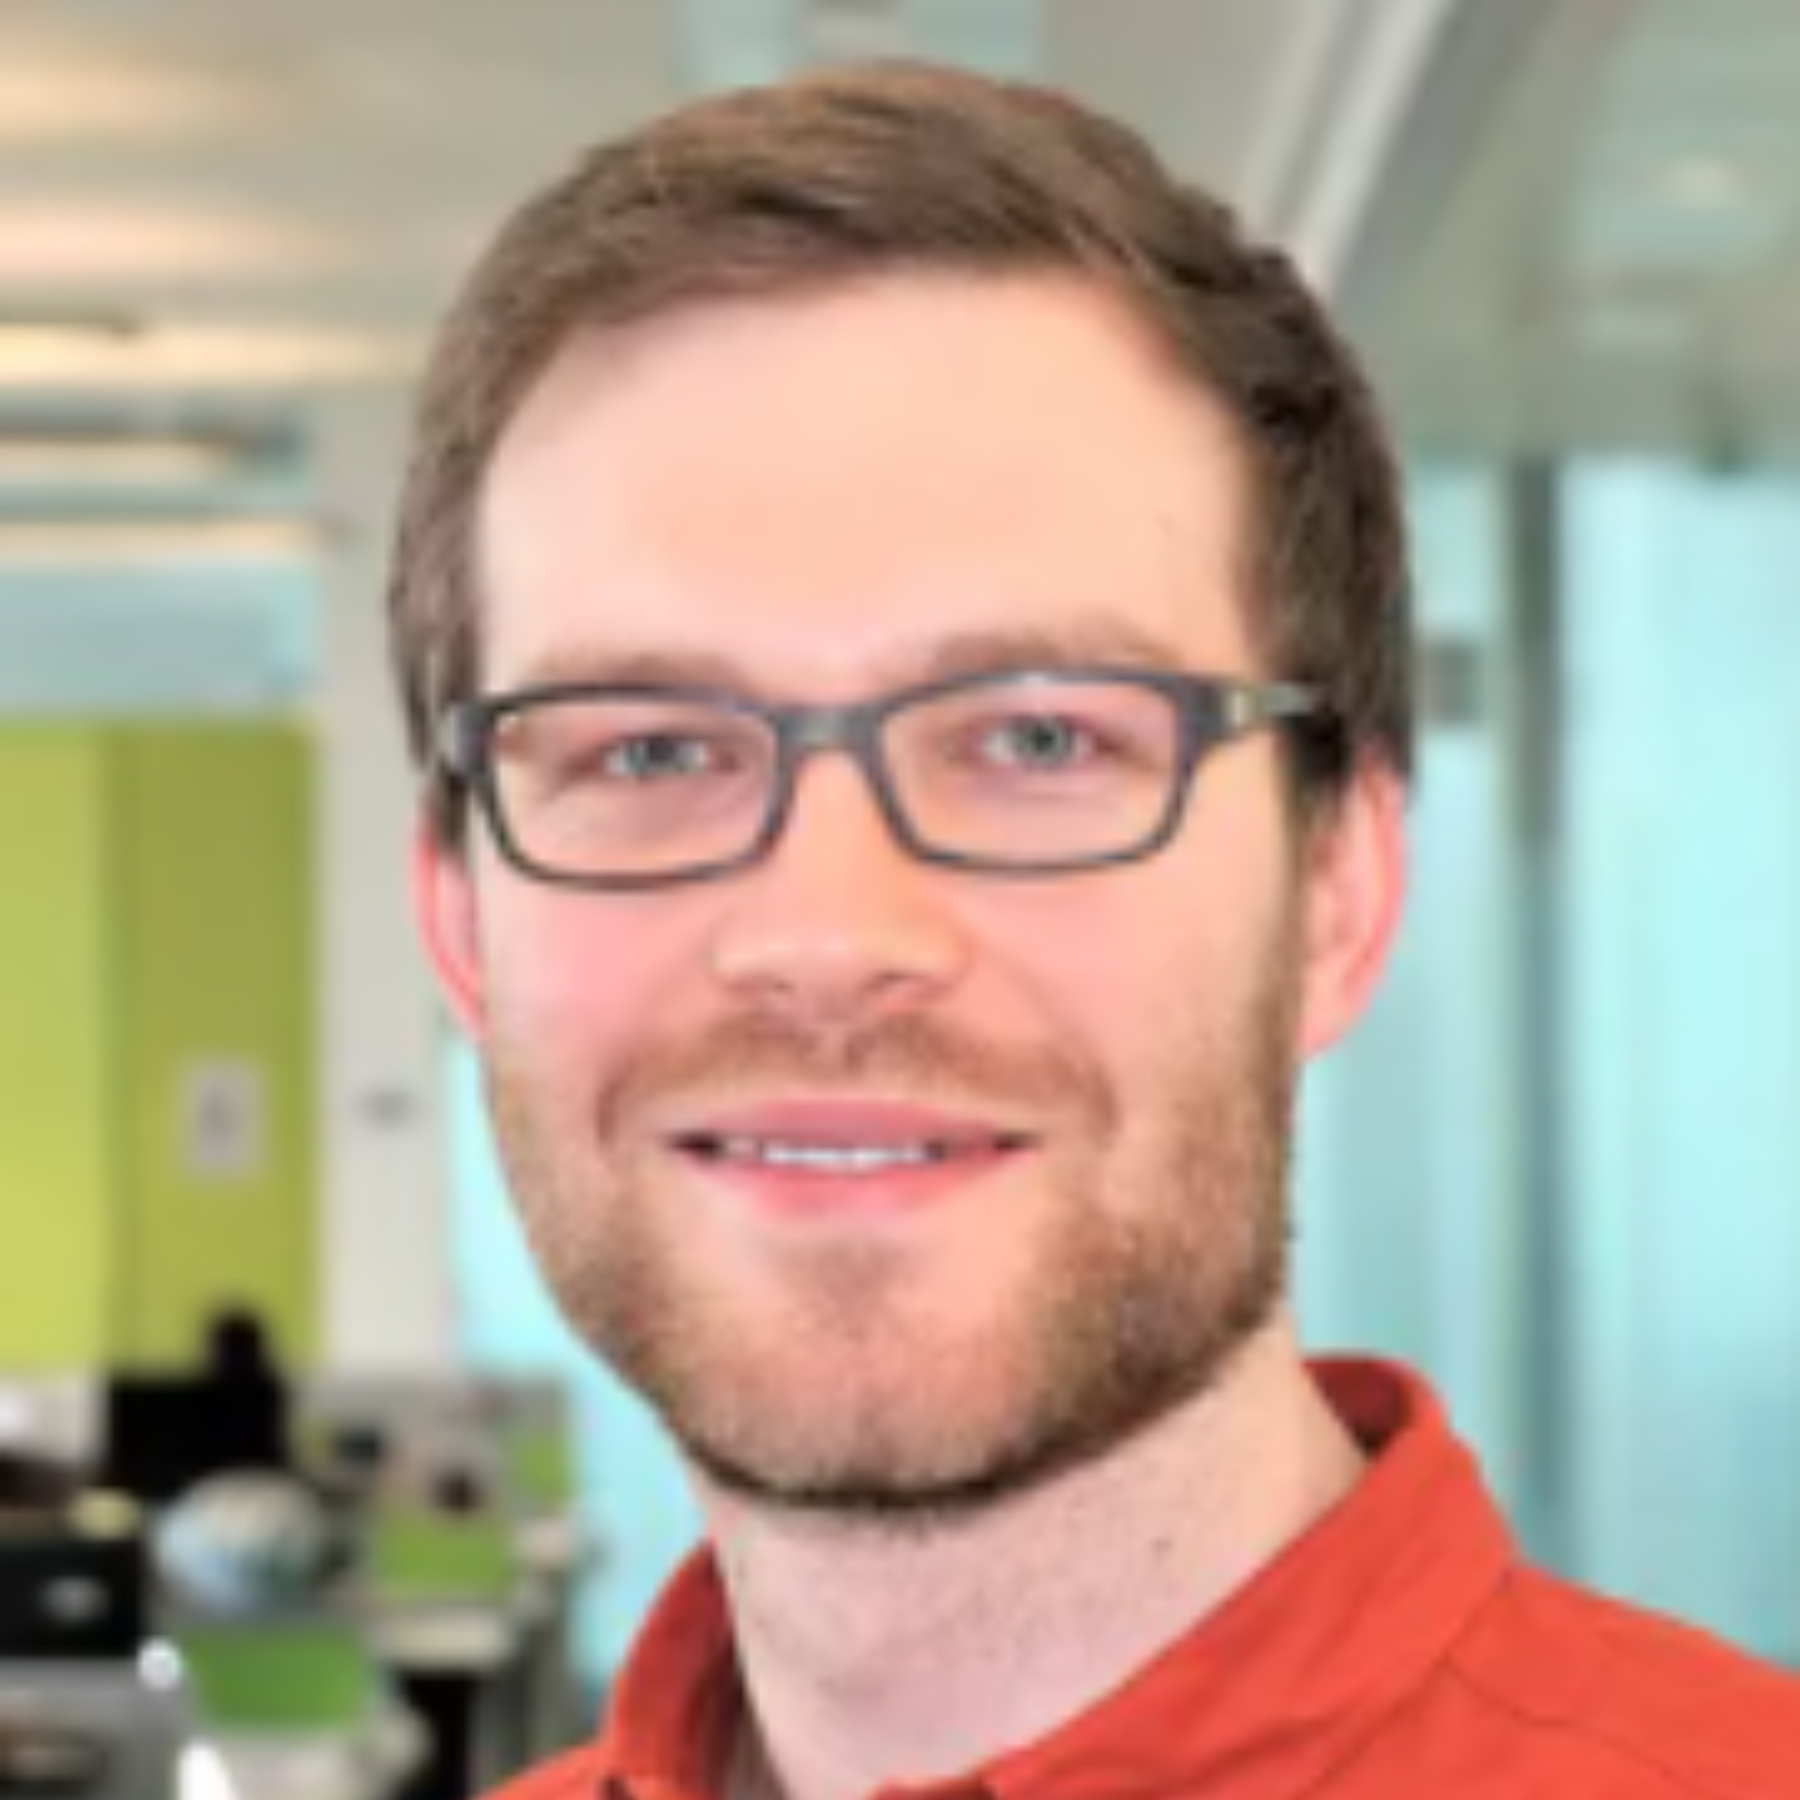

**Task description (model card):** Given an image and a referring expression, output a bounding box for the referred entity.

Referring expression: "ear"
[1296,761,1407,1060]
[412,818,488,1039]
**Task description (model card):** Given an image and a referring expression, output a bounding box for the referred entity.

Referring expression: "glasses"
[436,665,1331,890]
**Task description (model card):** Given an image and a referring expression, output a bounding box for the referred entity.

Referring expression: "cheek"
[479,883,695,1073]
[966,874,1252,1067]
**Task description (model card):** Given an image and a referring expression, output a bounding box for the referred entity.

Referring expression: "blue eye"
[980,715,1099,770]
[602,734,718,781]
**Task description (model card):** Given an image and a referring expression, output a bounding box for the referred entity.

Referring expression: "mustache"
[590,1009,1117,1138]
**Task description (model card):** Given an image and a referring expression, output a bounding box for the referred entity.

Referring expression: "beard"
[484,926,1300,1523]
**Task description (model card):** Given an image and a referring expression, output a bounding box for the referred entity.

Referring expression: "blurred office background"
[4,0,1800,1792]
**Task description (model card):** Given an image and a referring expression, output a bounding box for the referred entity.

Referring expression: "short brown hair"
[389,59,1412,840]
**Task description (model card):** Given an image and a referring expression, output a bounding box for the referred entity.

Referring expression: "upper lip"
[667,1099,1034,1150]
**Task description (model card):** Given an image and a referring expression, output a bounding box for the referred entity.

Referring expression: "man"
[391,60,1800,1800]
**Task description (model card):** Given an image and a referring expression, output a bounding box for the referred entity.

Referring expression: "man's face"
[420,274,1397,1514]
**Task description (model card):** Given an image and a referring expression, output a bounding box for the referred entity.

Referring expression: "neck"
[699,1322,1364,1800]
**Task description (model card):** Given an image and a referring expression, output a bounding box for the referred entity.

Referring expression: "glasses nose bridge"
[785,698,877,755]
[771,700,902,841]
[782,699,885,782]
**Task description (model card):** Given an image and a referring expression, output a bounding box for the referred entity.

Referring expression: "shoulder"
[1423,1562,1800,1796]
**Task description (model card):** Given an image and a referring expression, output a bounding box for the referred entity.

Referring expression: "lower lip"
[674,1143,1028,1221]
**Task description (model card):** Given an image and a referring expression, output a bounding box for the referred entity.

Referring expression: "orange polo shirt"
[492,1360,1800,1799]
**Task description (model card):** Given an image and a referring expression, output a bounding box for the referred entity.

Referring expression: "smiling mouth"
[674,1133,1032,1172]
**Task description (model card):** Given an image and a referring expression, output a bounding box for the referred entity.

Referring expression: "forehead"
[478,274,1258,694]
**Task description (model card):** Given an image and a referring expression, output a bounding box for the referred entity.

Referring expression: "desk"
[0,1662,189,1800]
[211,1709,425,1800]
[356,1506,589,1798]
[362,1574,579,1800]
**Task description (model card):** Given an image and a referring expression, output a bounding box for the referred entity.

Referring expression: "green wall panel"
[115,727,317,1369]
[0,733,118,1368]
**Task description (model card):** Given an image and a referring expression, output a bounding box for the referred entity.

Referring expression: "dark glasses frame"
[436,663,1332,891]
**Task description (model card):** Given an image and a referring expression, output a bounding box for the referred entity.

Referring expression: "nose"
[707,750,972,1028]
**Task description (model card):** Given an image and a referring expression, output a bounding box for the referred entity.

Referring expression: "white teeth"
[718,1138,943,1171]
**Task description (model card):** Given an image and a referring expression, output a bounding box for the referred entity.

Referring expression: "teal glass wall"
[1559,460,1800,1660]
[1295,461,1537,1534]
[1299,452,1800,1660]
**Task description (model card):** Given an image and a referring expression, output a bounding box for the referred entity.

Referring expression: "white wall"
[313,392,457,1370]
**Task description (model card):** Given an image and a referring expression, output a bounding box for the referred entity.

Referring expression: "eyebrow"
[504,619,1197,699]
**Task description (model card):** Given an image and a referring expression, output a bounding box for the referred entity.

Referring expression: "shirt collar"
[598,1359,1515,1800]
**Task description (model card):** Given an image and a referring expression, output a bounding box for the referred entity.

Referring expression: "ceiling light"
[804,0,909,59]
[0,324,416,392]
[0,517,331,569]
[0,435,251,489]
[0,206,345,284]
[0,326,143,369]
[0,65,265,144]
[1656,156,1751,210]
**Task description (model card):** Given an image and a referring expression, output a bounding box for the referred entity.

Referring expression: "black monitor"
[97,1372,289,1506]
[0,1524,145,1658]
